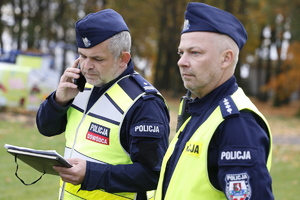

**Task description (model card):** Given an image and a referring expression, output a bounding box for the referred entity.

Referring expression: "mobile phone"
[74,63,86,92]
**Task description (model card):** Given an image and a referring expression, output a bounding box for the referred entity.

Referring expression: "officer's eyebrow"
[78,51,104,60]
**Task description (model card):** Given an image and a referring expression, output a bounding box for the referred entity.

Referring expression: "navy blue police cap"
[182,3,248,50]
[75,9,129,48]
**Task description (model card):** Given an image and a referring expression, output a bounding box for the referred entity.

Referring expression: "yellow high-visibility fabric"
[155,88,272,200]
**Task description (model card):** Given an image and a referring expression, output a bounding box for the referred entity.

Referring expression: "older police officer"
[155,3,274,200]
[36,9,170,200]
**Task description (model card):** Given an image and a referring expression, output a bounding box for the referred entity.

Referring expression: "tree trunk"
[154,0,186,96]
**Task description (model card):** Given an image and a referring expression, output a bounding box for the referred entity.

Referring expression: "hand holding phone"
[74,63,86,92]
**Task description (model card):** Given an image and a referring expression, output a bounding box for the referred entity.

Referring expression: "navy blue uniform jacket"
[162,77,274,199]
[36,60,170,198]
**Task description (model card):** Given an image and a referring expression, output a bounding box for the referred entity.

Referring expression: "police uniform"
[36,9,170,200]
[155,77,273,200]
[154,3,274,200]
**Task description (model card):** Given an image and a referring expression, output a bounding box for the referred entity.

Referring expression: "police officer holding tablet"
[36,9,170,200]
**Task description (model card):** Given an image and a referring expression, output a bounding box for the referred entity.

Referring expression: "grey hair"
[108,31,131,59]
[214,33,239,68]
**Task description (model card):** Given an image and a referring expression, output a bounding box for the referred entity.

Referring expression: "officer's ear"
[221,49,234,69]
[119,52,131,68]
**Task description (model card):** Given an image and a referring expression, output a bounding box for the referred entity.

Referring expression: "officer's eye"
[191,51,200,55]
[177,51,183,57]
[80,54,87,59]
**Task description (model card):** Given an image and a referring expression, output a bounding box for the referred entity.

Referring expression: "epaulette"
[130,73,158,95]
[219,95,240,119]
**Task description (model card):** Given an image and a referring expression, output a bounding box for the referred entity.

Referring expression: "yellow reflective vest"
[155,88,272,200]
[59,74,159,200]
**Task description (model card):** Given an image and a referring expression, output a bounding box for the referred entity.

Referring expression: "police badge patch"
[225,172,251,200]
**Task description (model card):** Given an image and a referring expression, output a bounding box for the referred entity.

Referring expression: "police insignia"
[225,172,251,200]
[219,95,239,118]
[82,37,91,47]
[183,19,190,31]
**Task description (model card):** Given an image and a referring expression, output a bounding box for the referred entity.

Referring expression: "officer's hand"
[55,59,81,106]
[53,158,86,185]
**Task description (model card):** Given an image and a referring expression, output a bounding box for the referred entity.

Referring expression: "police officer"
[154,3,274,200]
[36,9,170,200]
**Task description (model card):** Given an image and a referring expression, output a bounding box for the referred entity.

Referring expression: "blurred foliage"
[0,0,299,110]
[262,41,300,106]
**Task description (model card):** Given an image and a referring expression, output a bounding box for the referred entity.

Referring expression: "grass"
[0,114,65,200]
[0,97,299,199]
[271,144,300,200]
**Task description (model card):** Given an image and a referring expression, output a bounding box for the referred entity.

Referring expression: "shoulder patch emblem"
[225,172,251,200]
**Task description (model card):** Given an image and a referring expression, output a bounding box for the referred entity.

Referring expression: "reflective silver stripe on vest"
[72,89,90,109]
[89,94,123,124]
[64,147,106,164]
[72,89,124,124]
